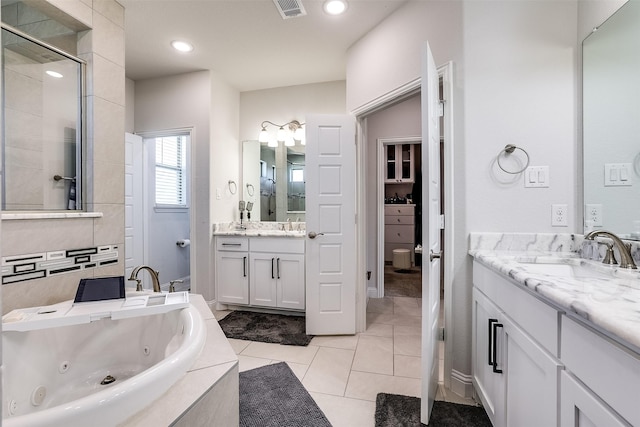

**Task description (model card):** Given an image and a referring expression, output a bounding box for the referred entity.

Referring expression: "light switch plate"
[524,166,549,188]
[604,163,633,186]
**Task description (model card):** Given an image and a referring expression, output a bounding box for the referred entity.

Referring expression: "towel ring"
[228,180,237,195]
[496,144,530,174]
[246,183,255,197]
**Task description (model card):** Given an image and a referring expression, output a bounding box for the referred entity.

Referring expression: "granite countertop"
[470,249,640,353]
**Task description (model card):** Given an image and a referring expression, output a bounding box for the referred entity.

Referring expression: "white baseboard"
[367,286,379,298]
[450,369,474,399]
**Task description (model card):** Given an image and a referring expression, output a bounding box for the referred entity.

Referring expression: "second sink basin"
[516,261,613,280]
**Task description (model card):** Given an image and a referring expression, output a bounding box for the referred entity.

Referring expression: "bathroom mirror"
[1,3,84,211]
[242,140,305,222]
[583,0,640,240]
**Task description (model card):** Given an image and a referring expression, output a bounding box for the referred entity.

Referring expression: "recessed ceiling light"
[323,0,347,15]
[171,40,194,53]
[46,70,63,78]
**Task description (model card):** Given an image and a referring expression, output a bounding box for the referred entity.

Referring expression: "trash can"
[392,248,411,270]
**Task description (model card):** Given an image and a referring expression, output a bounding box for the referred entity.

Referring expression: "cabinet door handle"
[277,258,281,279]
[243,256,247,277]
[223,243,242,247]
[492,322,504,374]
[271,258,275,279]
[488,318,498,366]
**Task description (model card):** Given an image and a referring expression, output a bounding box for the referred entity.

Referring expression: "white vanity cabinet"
[215,237,249,305]
[472,261,562,427]
[215,235,305,311]
[473,258,640,427]
[249,237,305,310]
[560,315,639,427]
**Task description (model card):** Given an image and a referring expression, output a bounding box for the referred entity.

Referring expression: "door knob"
[429,250,442,261]
[308,231,325,239]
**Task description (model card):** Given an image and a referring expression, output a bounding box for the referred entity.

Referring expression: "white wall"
[348,0,579,396]
[239,81,346,142]
[239,81,346,220]
[135,72,211,300]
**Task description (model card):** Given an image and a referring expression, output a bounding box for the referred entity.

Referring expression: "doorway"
[356,63,453,391]
[125,130,193,292]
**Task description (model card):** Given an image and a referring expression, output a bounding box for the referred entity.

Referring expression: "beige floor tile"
[212,309,231,320]
[310,392,376,427]
[310,334,359,350]
[345,370,421,401]
[394,354,421,379]
[352,335,394,375]
[366,297,394,314]
[393,296,419,308]
[241,341,319,365]
[367,312,421,328]
[227,338,251,355]
[238,355,272,372]
[393,325,421,357]
[361,323,394,337]
[302,347,355,396]
[276,361,309,382]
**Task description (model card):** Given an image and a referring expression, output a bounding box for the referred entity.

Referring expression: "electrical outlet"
[552,204,568,227]
[585,204,603,227]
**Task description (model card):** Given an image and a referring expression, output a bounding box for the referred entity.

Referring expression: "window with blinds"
[155,135,187,207]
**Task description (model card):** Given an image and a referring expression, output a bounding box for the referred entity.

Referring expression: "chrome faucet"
[584,230,637,269]
[128,265,162,292]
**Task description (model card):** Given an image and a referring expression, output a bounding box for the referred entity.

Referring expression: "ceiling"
[121,0,407,92]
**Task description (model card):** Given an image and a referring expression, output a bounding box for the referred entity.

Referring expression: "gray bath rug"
[375,393,492,427]
[218,310,314,346]
[239,362,332,427]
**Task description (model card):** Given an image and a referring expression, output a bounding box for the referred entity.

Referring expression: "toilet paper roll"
[176,239,190,248]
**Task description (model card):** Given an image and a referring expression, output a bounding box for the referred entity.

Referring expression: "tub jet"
[100,375,116,385]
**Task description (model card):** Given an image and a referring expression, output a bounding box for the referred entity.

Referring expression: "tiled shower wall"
[2,0,125,314]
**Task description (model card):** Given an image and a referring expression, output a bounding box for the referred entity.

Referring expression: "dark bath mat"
[240,362,332,427]
[218,310,314,346]
[375,393,492,427]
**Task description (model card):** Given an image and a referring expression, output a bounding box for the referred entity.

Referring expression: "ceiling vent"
[272,0,307,19]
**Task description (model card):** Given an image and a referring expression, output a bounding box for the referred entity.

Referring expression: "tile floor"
[215,296,478,427]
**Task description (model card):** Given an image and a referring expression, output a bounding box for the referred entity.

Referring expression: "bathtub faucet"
[128,265,162,292]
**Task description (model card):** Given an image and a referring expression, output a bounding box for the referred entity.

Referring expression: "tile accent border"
[1,244,119,285]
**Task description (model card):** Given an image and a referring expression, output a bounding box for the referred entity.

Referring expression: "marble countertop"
[213,221,306,238]
[470,250,640,353]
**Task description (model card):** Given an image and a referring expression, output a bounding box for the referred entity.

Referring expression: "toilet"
[392,248,411,270]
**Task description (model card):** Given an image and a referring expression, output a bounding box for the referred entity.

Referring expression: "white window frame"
[149,132,190,212]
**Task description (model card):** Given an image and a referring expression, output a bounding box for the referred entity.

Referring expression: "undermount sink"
[516,261,614,280]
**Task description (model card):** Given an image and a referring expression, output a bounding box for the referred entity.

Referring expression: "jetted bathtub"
[2,298,206,427]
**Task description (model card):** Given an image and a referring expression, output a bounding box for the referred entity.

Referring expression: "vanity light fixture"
[323,0,347,15]
[46,70,63,78]
[171,40,194,53]
[258,120,305,147]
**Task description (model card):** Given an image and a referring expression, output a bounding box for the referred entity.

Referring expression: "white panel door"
[124,133,144,282]
[421,42,441,425]
[305,114,356,335]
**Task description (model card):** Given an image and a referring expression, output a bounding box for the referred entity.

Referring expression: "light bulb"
[258,128,269,143]
[324,0,347,15]
[267,138,278,148]
[276,127,286,142]
[285,134,295,147]
[46,70,63,78]
[171,40,194,52]
[294,127,305,142]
